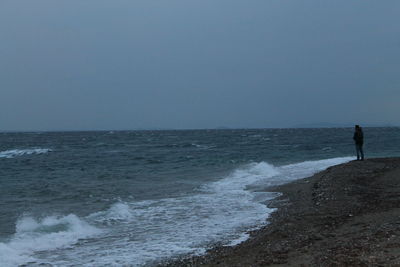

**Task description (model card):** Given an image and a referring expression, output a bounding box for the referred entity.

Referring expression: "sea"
[1,127,399,266]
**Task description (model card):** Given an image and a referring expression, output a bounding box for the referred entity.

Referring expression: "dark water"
[0,128,399,266]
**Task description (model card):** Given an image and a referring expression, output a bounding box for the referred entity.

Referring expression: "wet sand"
[164,158,400,266]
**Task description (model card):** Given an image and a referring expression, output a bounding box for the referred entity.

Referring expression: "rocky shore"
[163,158,400,266]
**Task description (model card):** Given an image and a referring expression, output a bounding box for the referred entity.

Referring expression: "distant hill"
[292,122,397,128]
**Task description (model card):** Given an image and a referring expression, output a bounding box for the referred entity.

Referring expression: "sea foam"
[0,214,100,267]
[79,159,353,266]
[1,157,353,266]
[0,148,51,159]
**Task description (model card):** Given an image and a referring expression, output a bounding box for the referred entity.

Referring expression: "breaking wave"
[0,148,51,159]
[0,214,101,266]
[0,157,353,266]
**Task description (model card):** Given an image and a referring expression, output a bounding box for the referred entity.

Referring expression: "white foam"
[2,157,353,266]
[225,232,250,247]
[204,162,280,193]
[63,161,290,265]
[0,148,51,158]
[245,157,353,189]
[89,202,137,225]
[0,214,101,267]
[277,157,353,183]
[83,194,272,266]
[67,163,281,265]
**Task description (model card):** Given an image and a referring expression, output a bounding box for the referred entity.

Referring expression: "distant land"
[1,124,398,133]
[292,122,398,128]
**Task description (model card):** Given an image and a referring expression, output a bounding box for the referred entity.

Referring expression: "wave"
[192,143,217,150]
[156,143,216,150]
[0,214,101,267]
[1,156,353,266]
[82,157,352,266]
[0,148,51,159]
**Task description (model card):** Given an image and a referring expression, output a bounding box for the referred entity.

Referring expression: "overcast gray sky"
[0,0,399,131]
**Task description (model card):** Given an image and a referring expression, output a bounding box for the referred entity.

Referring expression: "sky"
[0,0,399,131]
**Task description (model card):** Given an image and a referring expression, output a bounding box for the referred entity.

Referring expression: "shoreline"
[163,157,400,266]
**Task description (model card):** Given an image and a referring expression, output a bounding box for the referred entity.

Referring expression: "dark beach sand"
[164,158,400,266]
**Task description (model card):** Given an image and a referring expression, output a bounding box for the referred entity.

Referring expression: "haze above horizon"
[1,1,399,131]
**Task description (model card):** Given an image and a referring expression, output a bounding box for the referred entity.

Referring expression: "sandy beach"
[164,158,400,266]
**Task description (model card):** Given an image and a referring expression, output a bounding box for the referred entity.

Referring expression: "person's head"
[355,125,360,130]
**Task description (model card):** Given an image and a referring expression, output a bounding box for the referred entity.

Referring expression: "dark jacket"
[353,130,364,145]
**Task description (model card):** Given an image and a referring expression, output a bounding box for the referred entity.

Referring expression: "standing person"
[353,125,364,160]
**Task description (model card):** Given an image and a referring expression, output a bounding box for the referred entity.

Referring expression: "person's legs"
[360,144,364,160]
[356,144,360,160]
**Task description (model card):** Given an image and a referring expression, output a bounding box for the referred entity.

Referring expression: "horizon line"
[1,125,398,133]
